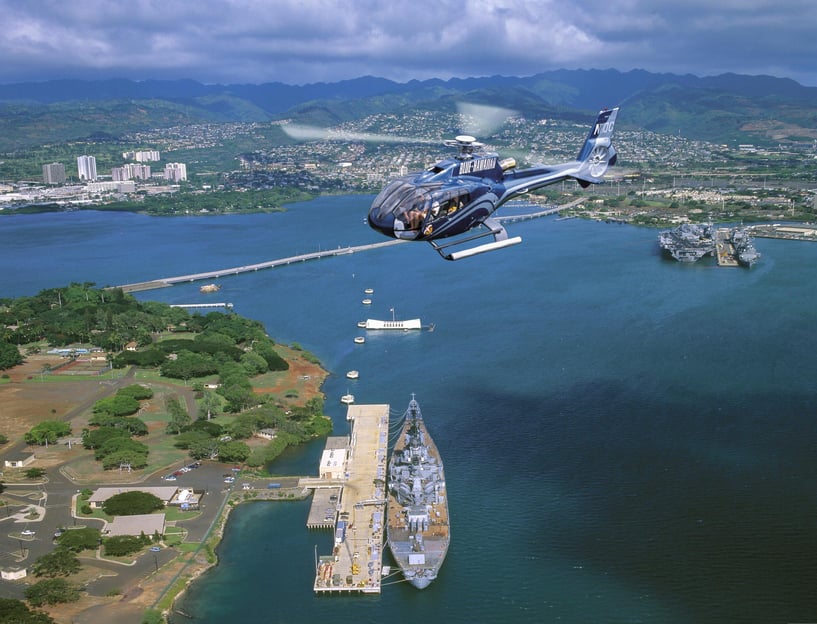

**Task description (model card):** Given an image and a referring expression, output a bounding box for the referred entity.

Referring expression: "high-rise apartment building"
[77,155,98,181]
[164,162,187,182]
[112,163,151,181]
[122,150,161,162]
[42,162,66,185]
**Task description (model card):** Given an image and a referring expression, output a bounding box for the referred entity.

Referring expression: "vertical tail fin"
[574,107,619,186]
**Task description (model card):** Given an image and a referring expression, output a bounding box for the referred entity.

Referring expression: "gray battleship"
[730,227,761,267]
[658,223,715,262]
[386,396,449,589]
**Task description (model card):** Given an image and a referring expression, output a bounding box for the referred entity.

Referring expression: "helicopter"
[365,107,619,260]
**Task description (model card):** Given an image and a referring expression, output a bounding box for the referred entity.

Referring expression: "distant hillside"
[1,69,816,150]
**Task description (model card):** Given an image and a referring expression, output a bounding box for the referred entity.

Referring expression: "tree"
[56,527,101,553]
[31,548,80,578]
[24,467,46,479]
[173,430,213,450]
[116,384,154,400]
[23,579,80,607]
[240,351,268,376]
[92,394,140,418]
[82,426,130,450]
[0,598,56,623]
[24,421,70,446]
[103,535,149,557]
[87,416,148,436]
[188,438,221,460]
[165,396,191,434]
[94,436,148,462]
[101,449,149,471]
[198,390,222,421]
[160,350,218,380]
[217,440,251,464]
[0,341,23,371]
[102,491,164,516]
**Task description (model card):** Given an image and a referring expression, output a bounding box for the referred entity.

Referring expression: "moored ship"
[730,227,761,267]
[386,396,449,589]
[658,223,715,262]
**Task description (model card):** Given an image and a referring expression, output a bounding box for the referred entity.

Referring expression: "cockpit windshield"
[369,178,441,239]
[369,178,474,240]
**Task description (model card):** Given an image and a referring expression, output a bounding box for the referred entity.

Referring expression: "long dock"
[302,403,389,594]
[714,228,740,267]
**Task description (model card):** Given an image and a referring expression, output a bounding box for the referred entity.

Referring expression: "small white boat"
[354,336,365,344]
[364,288,374,295]
[357,321,367,328]
[362,298,372,305]
[341,393,355,405]
[346,370,359,379]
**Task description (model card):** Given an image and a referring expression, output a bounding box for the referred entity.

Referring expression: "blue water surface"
[2,198,816,623]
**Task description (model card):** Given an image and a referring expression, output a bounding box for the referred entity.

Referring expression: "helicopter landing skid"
[430,217,522,261]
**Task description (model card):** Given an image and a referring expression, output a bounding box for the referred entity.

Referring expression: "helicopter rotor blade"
[282,123,434,145]
[456,102,517,137]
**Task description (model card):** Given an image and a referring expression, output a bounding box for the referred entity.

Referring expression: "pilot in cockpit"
[403,200,429,230]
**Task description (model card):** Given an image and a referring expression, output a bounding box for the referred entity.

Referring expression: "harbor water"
[2,197,817,623]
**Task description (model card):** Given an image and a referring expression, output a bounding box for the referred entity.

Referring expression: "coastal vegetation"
[0,597,57,623]
[99,188,313,216]
[1,284,331,471]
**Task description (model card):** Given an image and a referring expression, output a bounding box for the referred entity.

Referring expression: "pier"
[302,403,390,594]
[714,228,740,267]
[170,302,234,310]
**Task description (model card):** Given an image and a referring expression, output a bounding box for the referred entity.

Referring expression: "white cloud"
[0,0,814,86]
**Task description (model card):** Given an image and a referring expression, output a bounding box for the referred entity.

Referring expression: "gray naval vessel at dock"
[386,396,450,589]
[658,222,716,262]
[729,227,761,267]
[659,223,760,267]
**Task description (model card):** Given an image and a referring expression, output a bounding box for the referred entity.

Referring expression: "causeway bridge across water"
[116,205,566,294]
[117,240,405,293]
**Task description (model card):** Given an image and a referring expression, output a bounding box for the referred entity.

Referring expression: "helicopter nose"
[367,208,396,238]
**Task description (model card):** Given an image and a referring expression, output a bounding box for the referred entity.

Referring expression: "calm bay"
[2,196,817,623]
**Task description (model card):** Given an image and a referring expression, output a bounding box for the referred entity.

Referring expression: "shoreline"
[159,487,311,620]
[0,338,329,623]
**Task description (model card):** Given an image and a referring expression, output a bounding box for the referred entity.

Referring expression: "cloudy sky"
[2,0,816,87]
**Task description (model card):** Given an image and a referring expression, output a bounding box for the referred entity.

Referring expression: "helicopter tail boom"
[573,107,619,186]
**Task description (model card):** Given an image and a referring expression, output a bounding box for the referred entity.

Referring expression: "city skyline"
[1,1,816,87]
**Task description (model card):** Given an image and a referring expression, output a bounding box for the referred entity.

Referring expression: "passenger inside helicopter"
[369,178,471,240]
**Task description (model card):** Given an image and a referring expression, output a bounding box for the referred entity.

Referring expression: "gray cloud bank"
[2,0,815,86]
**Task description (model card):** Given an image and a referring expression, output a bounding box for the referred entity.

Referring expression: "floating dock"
[302,403,390,594]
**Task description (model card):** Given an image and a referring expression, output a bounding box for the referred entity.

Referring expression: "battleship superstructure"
[658,223,715,262]
[386,396,449,589]
[730,227,761,267]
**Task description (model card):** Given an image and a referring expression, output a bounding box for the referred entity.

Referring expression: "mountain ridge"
[1,69,816,149]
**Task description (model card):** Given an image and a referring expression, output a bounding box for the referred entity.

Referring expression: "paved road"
[0,458,239,599]
[0,368,299,602]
